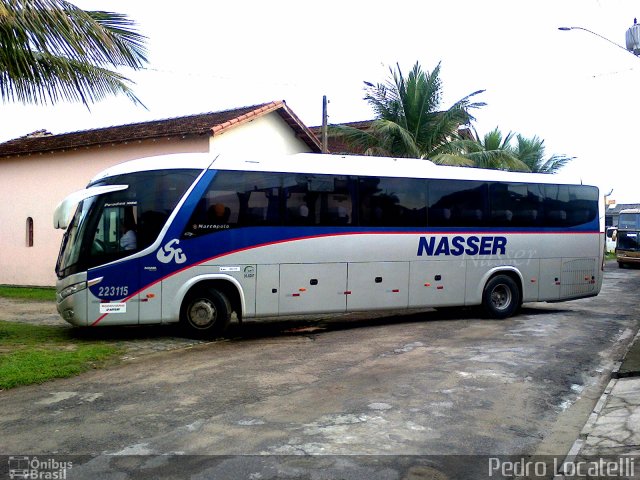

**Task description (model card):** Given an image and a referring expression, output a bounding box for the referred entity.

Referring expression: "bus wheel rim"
[189,299,217,327]
[491,285,511,310]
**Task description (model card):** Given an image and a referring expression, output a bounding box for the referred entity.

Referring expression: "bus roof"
[89,152,593,187]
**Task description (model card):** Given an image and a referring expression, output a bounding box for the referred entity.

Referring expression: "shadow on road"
[67,303,573,345]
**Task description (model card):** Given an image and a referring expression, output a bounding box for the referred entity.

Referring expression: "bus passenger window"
[428,180,488,227]
[183,170,287,237]
[358,177,426,227]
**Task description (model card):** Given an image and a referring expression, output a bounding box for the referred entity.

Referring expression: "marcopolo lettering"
[417,235,507,256]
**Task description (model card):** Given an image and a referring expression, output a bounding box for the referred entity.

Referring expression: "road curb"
[612,328,640,379]
[555,326,640,479]
[579,377,617,438]
[554,377,617,480]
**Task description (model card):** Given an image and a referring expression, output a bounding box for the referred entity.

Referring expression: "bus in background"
[53,153,603,337]
[615,208,640,268]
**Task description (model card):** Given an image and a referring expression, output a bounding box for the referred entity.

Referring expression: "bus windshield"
[56,169,199,279]
[617,231,640,251]
[618,211,640,230]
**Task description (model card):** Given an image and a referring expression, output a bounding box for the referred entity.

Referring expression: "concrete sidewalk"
[557,329,640,478]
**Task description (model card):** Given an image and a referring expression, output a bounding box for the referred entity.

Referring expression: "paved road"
[1,262,639,479]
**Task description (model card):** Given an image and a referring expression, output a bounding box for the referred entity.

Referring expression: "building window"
[26,217,34,247]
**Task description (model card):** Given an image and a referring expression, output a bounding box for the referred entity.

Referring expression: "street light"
[558,23,640,58]
[626,19,640,55]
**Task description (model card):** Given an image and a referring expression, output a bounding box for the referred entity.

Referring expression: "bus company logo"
[8,456,73,479]
[156,239,187,265]
[417,235,508,257]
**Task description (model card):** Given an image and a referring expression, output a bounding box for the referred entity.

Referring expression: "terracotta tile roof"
[310,121,476,155]
[0,100,321,157]
[310,120,374,155]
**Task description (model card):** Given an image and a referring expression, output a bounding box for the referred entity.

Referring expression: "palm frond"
[514,134,574,173]
[463,149,530,172]
[327,124,386,155]
[431,153,475,167]
[371,118,421,158]
[0,50,144,106]
[0,0,147,106]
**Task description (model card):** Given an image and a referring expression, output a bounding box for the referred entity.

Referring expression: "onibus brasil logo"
[8,456,72,479]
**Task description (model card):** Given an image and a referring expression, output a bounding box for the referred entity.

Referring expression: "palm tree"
[512,134,574,173]
[440,127,530,171]
[0,0,148,107]
[329,61,485,160]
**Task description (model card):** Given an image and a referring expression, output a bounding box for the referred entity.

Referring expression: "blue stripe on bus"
[88,227,601,325]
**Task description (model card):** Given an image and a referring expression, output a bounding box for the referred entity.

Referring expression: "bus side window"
[429,180,487,227]
[359,177,427,227]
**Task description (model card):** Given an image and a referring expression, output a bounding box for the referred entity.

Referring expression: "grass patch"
[0,321,122,390]
[0,285,56,302]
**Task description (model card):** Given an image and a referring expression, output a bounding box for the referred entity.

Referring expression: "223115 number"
[98,285,129,298]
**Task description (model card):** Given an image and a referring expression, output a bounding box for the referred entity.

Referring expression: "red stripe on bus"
[89,230,601,326]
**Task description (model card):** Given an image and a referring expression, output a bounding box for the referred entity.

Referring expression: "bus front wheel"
[181,287,231,338]
[482,275,520,319]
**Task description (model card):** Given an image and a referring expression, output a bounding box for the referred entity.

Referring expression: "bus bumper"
[56,275,88,326]
[616,251,640,265]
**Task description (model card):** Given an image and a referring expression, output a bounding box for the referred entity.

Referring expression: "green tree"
[0,0,148,107]
[439,127,530,171]
[330,61,485,160]
[513,134,574,173]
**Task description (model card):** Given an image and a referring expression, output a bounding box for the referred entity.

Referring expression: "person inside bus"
[208,203,230,223]
[119,219,137,251]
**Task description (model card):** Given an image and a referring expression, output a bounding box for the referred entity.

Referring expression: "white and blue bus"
[54,152,603,336]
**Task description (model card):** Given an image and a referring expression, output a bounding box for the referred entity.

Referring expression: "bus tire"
[482,274,520,319]
[181,287,231,338]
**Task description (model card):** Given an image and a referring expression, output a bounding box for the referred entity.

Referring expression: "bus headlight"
[58,281,87,301]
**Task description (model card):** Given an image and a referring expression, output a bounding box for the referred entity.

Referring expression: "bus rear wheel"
[181,287,231,338]
[482,275,520,319]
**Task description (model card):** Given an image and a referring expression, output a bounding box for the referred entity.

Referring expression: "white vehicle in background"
[606,226,617,253]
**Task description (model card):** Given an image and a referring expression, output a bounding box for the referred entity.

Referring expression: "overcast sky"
[2,0,639,204]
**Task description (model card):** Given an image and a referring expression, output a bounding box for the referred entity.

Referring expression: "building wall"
[210,113,314,156]
[0,137,208,286]
[0,112,315,286]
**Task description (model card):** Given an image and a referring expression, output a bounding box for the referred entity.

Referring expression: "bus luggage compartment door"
[346,262,409,311]
[279,263,347,315]
[408,260,466,308]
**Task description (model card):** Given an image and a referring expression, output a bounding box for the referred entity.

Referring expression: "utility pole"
[321,95,328,153]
